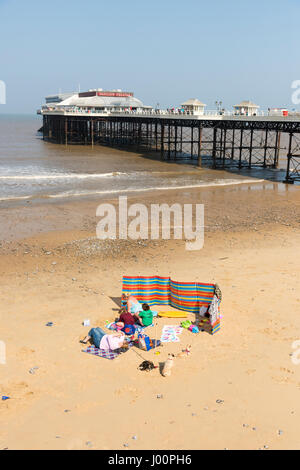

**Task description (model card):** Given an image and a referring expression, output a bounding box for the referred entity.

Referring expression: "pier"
[39,90,300,184]
[41,111,300,184]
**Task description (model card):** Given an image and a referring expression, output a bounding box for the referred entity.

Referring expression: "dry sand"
[0,181,300,450]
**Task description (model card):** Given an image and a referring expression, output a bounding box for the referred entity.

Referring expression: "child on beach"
[137,303,154,327]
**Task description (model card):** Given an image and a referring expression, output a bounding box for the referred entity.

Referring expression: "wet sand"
[0,180,299,243]
[0,181,300,450]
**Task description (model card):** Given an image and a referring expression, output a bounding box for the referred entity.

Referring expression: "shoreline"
[0,176,267,204]
[0,179,299,243]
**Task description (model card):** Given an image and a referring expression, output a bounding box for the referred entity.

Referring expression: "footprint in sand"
[280,367,294,374]
[17,347,36,359]
[114,386,141,403]
[271,366,296,384]
[1,381,35,405]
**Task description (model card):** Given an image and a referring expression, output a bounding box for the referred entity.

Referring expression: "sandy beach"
[0,181,299,450]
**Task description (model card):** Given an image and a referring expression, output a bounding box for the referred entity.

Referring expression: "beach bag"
[137,334,160,351]
[138,333,152,351]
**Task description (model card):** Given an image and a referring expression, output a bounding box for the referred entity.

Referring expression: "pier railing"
[41,107,300,120]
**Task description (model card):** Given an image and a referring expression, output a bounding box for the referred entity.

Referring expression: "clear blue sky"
[0,0,299,113]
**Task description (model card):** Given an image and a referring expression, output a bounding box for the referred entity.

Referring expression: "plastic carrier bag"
[137,333,162,351]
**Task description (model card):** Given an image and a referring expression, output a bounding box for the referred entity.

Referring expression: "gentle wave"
[0,171,127,180]
[47,179,266,198]
[0,170,205,180]
[0,195,35,201]
[0,178,265,202]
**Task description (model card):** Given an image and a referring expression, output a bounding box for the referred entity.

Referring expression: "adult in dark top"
[115,307,134,326]
[119,310,135,326]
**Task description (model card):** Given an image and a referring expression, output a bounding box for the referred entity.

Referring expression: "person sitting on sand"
[136,303,154,327]
[116,307,136,335]
[123,292,143,315]
[81,327,127,351]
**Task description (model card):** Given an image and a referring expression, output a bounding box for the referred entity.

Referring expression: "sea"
[0,114,292,206]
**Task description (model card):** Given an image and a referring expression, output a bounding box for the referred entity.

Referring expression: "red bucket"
[282,110,288,116]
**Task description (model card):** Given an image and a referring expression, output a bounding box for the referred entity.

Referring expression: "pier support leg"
[138,122,142,147]
[198,125,203,167]
[168,125,171,160]
[274,131,281,168]
[222,128,227,167]
[64,118,68,146]
[174,124,178,160]
[249,129,254,168]
[91,119,94,147]
[180,126,183,154]
[212,127,218,168]
[263,128,268,167]
[219,128,223,164]
[285,132,294,183]
[231,128,235,160]
[146,122,149,148]
[160,124,165,160]
[239,129,244,169]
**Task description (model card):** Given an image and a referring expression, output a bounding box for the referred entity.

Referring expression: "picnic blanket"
[82,342,134,360]
[160,325,183,343]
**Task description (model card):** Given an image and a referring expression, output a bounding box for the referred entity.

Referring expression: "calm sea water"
[0,114,290,205]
